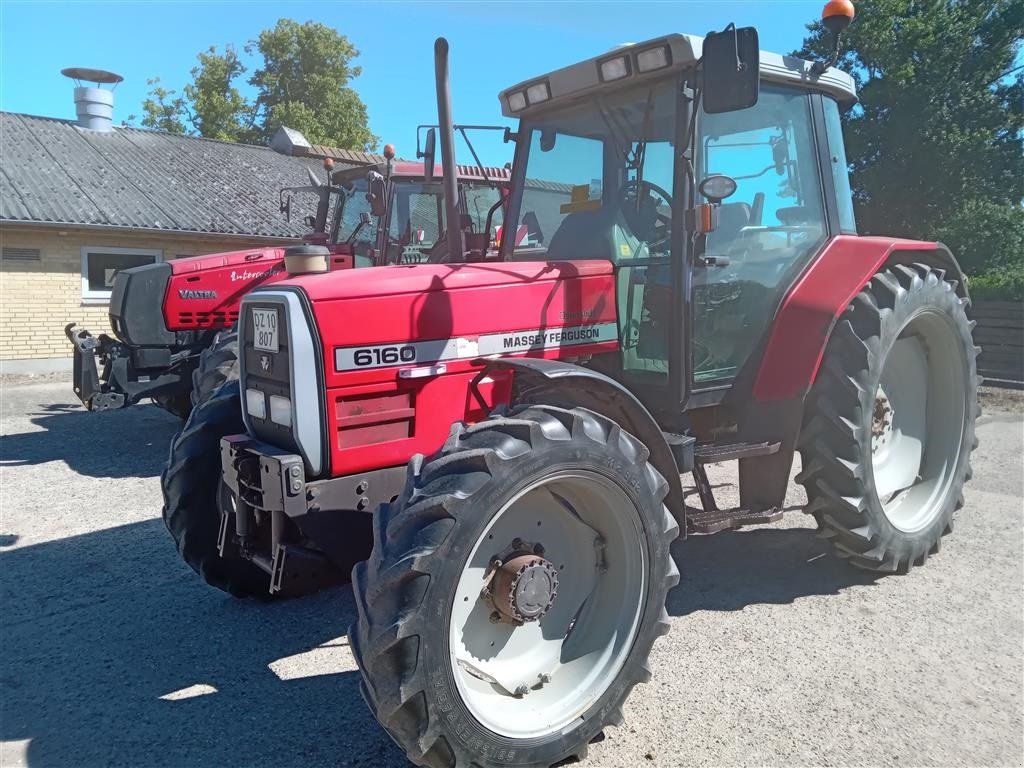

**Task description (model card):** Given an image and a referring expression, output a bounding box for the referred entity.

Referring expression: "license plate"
[251,308,279,353]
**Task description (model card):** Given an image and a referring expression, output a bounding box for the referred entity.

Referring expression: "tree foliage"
[796,0,1024,279]
[134,19,376,151]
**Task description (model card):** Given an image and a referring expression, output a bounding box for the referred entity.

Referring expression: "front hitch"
[65,324,124,410]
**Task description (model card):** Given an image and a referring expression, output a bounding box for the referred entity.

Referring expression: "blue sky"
[0,1,826,165]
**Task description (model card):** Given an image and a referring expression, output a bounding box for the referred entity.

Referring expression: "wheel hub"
[872,387,894,452]
[492,553,559,623]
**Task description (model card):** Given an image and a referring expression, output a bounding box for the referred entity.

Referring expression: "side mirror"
[366,172,388,218]
[420,128,436,181]
[701,25,760,114]
[771,136,788,175]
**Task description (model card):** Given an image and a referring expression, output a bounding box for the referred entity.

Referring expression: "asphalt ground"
[1,379,1021,768]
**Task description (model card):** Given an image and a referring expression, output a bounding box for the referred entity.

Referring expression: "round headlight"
[699,174,738,204]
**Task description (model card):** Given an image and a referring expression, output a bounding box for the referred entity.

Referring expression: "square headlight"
[599,55,630,82]
[636,45,671,73]
[269,394,292,427]
[507,91,527,112]
[245,387,266,420]
[526,81,550,105]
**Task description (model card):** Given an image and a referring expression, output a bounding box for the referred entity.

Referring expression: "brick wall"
[0,225,283,362]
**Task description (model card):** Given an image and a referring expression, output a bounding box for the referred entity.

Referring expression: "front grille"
[238,289,326,477]
[176,310,239,328]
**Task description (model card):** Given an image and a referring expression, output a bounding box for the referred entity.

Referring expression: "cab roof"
[499,33,857,118]
[331,161,511,185]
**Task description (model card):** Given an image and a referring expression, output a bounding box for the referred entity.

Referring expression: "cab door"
[691,85,830,391]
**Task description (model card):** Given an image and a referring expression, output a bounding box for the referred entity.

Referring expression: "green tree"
[135,78,187,134]
[134,19,376,151]
[182,45,251,142]
[248,19,377,150]
[796,0,1024,278]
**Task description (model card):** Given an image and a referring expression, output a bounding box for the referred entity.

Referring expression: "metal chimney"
[60,67,123,132]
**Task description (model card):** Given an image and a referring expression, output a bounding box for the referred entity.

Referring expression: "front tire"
[161,329,268,597]
[350,405,679,767]
[797,263,978,572]
[153,391,193,420]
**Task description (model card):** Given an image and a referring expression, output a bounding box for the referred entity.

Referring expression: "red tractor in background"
[65,151,511,418]
[166,2,979,765]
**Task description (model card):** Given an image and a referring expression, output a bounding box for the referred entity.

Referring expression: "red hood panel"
[169,247,288,274]
[291,260,613,303]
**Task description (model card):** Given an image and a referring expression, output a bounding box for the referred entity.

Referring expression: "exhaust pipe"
[434,37,464,262]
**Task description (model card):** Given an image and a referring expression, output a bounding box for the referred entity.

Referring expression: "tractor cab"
[328,159,507,267]
[497,33,858,408]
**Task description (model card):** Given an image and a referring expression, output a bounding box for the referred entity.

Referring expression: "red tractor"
[65,152,510,417]
[170,4,978,765]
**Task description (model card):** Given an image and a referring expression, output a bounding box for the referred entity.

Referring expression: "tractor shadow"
[0,520,408,768]
[0,401,180,479]
[668,523,880,616]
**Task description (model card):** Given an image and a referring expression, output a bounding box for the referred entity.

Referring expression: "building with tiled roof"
[0,98,379,372]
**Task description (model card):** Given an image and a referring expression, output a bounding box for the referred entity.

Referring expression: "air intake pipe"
[434,38,464,263]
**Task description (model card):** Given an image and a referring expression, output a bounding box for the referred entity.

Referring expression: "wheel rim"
[871,308,967,532]
[447,470,648,740]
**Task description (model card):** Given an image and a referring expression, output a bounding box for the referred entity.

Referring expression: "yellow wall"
[0,225,283,363]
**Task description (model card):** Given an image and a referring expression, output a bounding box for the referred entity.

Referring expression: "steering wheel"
[619,179,672,247]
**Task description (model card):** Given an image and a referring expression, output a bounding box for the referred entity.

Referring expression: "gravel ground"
[1,380,1021,768]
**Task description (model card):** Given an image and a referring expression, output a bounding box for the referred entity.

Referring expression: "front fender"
[485,357,688,529]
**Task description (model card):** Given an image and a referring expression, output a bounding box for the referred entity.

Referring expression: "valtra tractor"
[169,2,978,764]
[65,151,510,418]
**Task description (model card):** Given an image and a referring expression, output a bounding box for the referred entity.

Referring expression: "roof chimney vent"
[60,67,123,132]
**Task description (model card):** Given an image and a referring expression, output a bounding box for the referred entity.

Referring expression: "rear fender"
[737,236,967,510]
[487,357,686,528]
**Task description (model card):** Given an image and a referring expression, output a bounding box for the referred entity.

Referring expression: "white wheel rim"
[872,309,967,532]
[447,471,647,739]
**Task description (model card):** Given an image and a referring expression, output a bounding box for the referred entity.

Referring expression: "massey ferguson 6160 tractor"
[65,154,509,417]
[170,3,978,764]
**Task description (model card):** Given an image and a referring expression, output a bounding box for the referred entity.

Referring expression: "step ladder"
[687,441,784,534]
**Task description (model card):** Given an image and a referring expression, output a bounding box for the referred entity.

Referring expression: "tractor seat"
[545,205,619,262]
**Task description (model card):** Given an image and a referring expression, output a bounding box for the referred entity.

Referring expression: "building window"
[81,246,162,303]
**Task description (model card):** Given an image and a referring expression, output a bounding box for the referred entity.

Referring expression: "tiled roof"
[0,112,370,239]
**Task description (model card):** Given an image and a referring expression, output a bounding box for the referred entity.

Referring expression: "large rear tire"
[797,263,978,572]
[191,327,239,406]
[350,405,679,767]
[161,329,268,597]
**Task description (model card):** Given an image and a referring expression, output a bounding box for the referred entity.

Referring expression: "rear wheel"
[161,329,268,597]
[798,263,978,571]
[350,405,679,767]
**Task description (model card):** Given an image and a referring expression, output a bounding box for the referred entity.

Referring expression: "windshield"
[504,76,680,263]
[332,177,503,264]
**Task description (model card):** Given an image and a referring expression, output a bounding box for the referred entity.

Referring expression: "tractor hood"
[289,260,611,303]
[249,260,619,392]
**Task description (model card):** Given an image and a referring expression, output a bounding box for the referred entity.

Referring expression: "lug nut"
[290,466,301,477]
[533,543,545,556]
[356,480,368,494]
[514,685,530,697]
[489,611,502,623]
[356,496,369,511]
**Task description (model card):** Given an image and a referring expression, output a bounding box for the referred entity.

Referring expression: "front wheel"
[798,263,978,572]
[349,405,679,767]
